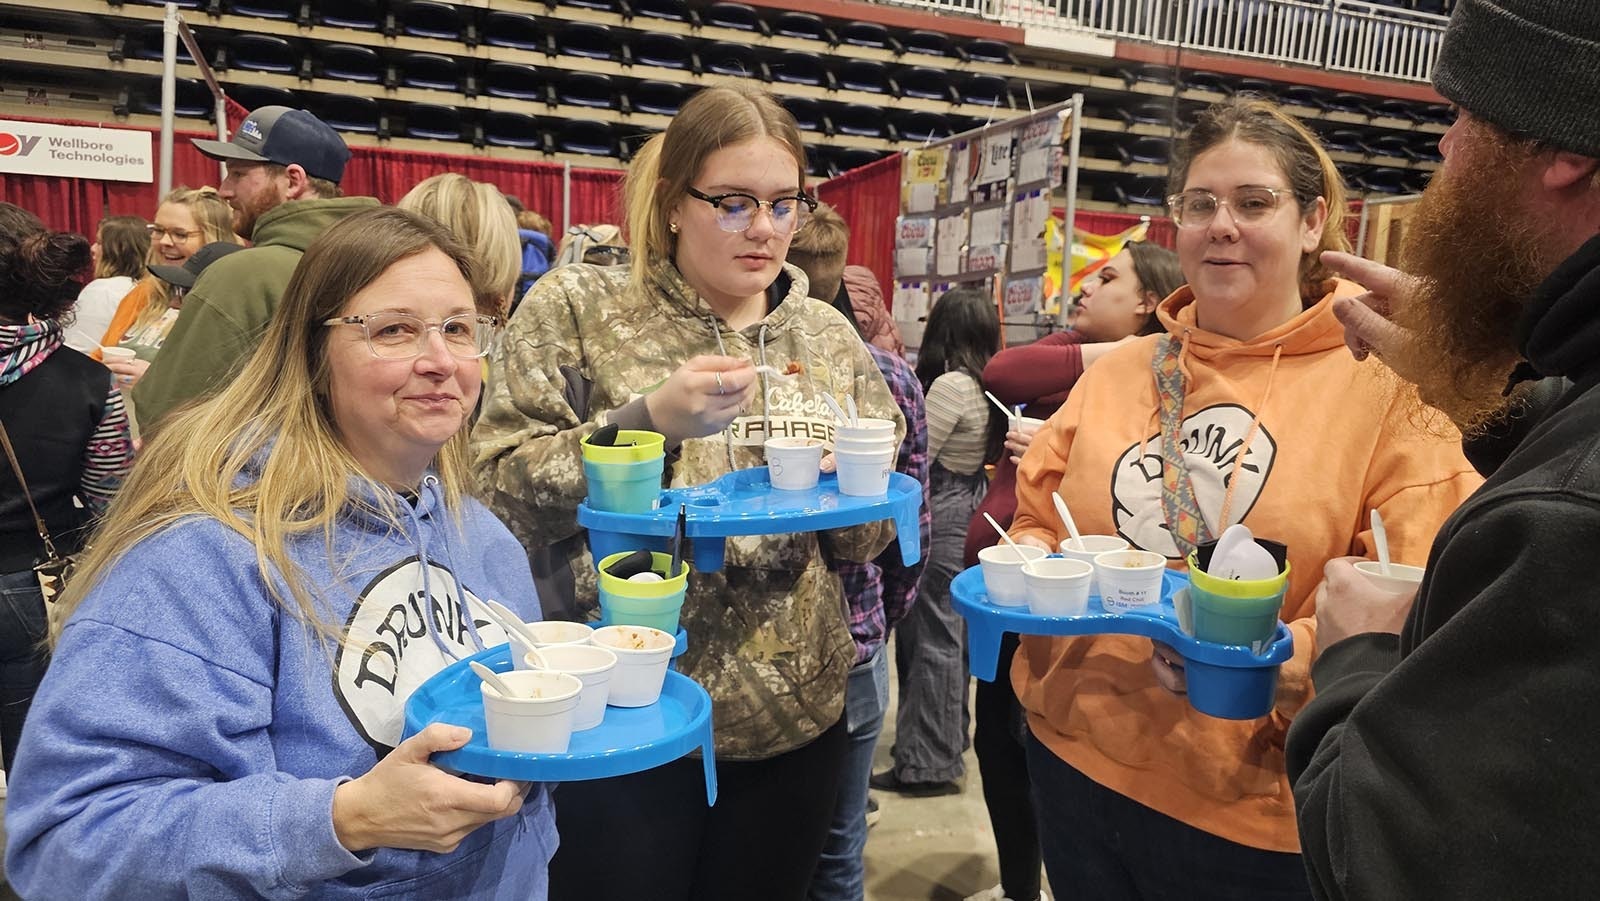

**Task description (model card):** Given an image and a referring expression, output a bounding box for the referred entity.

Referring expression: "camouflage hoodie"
[471,258,905,759]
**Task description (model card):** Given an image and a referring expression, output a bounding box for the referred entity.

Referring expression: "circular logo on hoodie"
[1109,403,1278,559]
[332,558,512,752]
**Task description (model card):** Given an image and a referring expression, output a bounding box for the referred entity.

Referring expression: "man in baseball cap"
[1287,2,1600,897]
[132,106,377,427]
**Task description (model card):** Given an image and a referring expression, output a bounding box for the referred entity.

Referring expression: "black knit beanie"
[1433,0,1600,157]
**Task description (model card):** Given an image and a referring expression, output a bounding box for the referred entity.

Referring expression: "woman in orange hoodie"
[1004,97,1482,897]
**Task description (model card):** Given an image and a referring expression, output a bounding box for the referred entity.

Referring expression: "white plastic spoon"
[482,600,549,669]
[753,364,800,384]
[983,390,1017,424]
[1371,509,1393,576]
[844,394,859,426]
[1052,493,1084,548]
[984,512,1040,576]
[820,392,850,425]
[1208,523,1279,581]
[469,660,519,697]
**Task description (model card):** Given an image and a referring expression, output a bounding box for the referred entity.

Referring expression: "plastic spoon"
[469,660,519,697]
[1371,509,1393,576]
[481,600,547,667]
[1208,523,1279,581]
[1051,493,1084,547]
[844,395,859,426]
[983,512,1040,576]
[984,390,1016,423]
[820,392,850,425]
[753,364,801,384]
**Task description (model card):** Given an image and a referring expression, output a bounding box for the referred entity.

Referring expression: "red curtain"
[1,112,624,240]
[816,152,901,313]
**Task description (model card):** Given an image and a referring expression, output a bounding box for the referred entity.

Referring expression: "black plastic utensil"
[668,504,687,579]
[605,549,656,579]
[588,423,621,447]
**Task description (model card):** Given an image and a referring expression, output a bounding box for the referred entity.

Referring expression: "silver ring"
[715,372,726,395]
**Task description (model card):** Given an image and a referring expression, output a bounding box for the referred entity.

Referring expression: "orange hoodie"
[1009,281,1481,852]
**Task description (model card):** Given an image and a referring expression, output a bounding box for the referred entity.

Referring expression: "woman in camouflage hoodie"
[470,85,905,901]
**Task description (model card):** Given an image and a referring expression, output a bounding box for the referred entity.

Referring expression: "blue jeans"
[0,569,50,773]
[807,646,889,901]
[1025,730,1312,901]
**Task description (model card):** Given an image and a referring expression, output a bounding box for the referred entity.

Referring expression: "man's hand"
[1322,251,1424,383]
[1315,555,1415,648]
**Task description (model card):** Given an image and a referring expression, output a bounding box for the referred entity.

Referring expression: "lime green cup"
[597,551,689,634]
[581,430,667,514]
[1184,552,1291,647]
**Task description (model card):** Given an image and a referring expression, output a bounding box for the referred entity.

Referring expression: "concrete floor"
[863,646,1048,901]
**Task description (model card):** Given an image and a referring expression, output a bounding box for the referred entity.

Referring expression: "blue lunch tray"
[402,641,717,804]
[577,468,923,572]
[950,564,1295,720]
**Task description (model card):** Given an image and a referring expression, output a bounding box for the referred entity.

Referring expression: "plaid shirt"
[838,345,931,666]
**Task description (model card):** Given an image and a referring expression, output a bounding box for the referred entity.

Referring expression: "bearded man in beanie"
[1286,2,1600,897]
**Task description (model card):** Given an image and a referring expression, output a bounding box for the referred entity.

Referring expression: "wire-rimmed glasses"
[323,311,503,360]
[1165,187,1296,229]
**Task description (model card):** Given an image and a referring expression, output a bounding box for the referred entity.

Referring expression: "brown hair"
[1126,241,1184,336]
[261,162,342,199]
[94,215,150,280]
[786,201,849,302]
[1169,95,1350,301]
[399,173,522,312]
[517,209,553,237]
[622,84,808,288]
[0,231,90,324]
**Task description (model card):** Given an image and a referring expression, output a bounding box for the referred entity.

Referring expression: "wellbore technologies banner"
[0,119,153,183]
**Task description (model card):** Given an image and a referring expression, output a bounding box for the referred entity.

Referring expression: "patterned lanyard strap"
[1152,335,1213,560]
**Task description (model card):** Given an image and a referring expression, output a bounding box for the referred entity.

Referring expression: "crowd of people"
[0,1,1596,897]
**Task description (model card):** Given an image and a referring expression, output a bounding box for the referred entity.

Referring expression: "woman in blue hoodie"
[5,208,554,900]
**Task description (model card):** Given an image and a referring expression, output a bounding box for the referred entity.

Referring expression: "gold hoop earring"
[669,222,679,234]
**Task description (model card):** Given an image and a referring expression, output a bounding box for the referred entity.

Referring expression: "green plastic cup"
[579,429,666,464]
[581,429,666,514]
[597,551,689,634]
[1184,553,1290,646]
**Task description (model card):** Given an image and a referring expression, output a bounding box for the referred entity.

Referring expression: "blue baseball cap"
[192,106,351,184]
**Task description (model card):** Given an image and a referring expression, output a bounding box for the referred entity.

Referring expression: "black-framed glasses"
[147,224,201,242]
[685,187,817,235]
[1165,187,1297,229]
[323,311,503,360]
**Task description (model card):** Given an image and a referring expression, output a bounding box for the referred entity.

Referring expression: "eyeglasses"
[685,187,817,235]
[323,311,503,360]
[582,245,630,266]
[147,224,201,242]
[1165,187,1296,229]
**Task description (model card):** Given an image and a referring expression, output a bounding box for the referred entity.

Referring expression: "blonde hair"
[53,208,498,644]
[131,187,241,334]
[1170,95,1351,301]
[399,173,521,312]
[623,85,808,289]
[785,202,849,302]
[517,209,552,236]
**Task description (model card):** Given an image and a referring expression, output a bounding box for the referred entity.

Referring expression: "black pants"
[1025,730,1312,901]
[550,717,850,901]
[973,632,1042,901]
[0,570,49,773]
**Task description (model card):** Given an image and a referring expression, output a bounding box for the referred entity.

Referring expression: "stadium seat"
[1359,167,1409,195]
[223,35,299,75]
[119,24,193,63]
[705,2,766,33]
[403,103,463,141]
[833,103,886,138]
[631,80,687,116]
[961,74,1011,108]
[392,1,464,42]
[1114,176,1167,207]
[484,12,541,52]
[833,148,886,173]
[837,21,891,49]
[318,43,386,84]
[633,33,693,70]
[902,29,954,58]
[898,66,954,103]
[1407,133,1443,163]
[556,72,616,110]
[225,83,298,111]
[400,52,459,92]
[1366,134,1412,160]
[836,59,892,95]
[1277,84,1328,110]
[485,62,544,102]
[556,23,617,61]
[780,96,828,134]
[893,111,953,143]
[770,50,831,88]
[555,120,617,157]
[774,12,828,42]
[129,76,211,117]
[311,93,383,134]
[319,0,380,29]
[1116,136,1171,165]
[961,39,1016,64]
[633,0,689,22]
[483,111,543,149]
[700,42,764,78]
[229,0,305,22]
[1321,129,1370,154]
[1115,102,1174,127]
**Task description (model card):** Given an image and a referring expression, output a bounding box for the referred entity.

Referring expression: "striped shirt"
[925,370,990,474]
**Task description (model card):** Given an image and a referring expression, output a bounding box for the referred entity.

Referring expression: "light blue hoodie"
[4,470,555,899]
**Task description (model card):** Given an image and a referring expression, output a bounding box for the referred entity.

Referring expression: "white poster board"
[0,120,154,183]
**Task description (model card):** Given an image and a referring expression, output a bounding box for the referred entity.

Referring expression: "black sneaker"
[864,796,881,828]
[868,769,960,797]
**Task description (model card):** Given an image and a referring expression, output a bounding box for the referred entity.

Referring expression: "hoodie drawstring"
[401,477,488,662]
[706,314,740,473]
[1217,343,1282,530]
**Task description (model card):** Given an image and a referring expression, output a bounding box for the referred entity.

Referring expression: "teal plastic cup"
[597,551,689,633]
[582,455,665,514]
[1184,554,1290,646]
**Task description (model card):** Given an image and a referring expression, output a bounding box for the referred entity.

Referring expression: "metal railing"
[874,0,1450,84]
[1325,0,1447,83]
